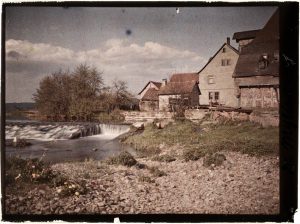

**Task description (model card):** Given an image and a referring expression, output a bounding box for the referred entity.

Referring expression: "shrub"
[148,166,166,177]
[107,151,137,167]
[182,148,206,162]
[5,156,66,187]
[203,153,226,167]
[152,154,176,163]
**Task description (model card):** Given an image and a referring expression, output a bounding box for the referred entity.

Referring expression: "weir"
[5,122,130,140]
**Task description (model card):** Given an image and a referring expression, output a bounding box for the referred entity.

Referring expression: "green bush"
[107,151,137,167]
[5,156,66,187]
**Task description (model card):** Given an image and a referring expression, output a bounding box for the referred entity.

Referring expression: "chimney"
[162,78,167,87]
[227,37,230,45]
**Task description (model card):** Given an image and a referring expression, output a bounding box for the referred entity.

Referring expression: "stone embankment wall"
[210,111,279,127]
[122,111,174,123]
[122,109,279,127]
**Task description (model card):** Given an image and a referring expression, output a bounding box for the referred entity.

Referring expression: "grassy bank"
[123,120,279,160]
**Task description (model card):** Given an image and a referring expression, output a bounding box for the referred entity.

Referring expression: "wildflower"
[57,188,62,193]
[75,192,80,196]
[32,165,35,169]
[32,173,36,178]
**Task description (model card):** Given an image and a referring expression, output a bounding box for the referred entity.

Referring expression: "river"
[5,120,135,164]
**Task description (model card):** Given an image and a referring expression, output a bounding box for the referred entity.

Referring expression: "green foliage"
[33,64,134,122]
[106,151,137,167]
[5,157,66,187]
[124,120,279,158]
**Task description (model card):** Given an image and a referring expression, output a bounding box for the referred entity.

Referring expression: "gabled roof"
[159,81,200,95]
[233,29,261,42]
[138,81,162,95]
[141,88,159,101]
[198,42,239,74]
[234,9,279,78]
[169,73,199,82]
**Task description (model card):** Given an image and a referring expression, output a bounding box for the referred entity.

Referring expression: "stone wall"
[199,43,239,107]
[122,109,279,127]
[240,87,279,108]
[122,111,174,123]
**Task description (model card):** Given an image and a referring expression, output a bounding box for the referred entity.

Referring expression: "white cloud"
[5,38,207,99]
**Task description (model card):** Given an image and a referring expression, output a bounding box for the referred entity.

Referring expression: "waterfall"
[5,122,130,140]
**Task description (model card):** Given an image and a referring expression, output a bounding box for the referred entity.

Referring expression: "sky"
[5,6,277,102]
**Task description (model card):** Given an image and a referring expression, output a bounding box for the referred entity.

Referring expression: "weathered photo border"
[1,1,298,222]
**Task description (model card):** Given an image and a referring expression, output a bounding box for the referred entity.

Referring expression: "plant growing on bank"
[106,151,137,167]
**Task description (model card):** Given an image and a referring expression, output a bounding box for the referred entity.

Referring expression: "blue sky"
[5,6,277,102]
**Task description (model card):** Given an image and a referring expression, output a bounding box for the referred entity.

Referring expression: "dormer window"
[258,54,269,69]
[221,59,230,66]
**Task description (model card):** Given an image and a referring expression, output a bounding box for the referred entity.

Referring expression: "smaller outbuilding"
[138,81,162,111]
[158,73,200,112]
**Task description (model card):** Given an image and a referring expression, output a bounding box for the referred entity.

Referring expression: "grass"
[124,119,279,159]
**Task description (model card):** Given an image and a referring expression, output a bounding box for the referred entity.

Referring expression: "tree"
[110,78,133,110]
[33,70,71,121]
[33,64,104,121]
[68,64,104,121]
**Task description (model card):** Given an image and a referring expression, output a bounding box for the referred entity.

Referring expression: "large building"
[233,9,279,109]
[198,38,239,107]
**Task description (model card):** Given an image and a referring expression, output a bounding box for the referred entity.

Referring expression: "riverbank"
[4,120,279,215]
[5,151,279,214]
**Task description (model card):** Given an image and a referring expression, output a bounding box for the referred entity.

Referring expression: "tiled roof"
[159,81,199,95]
[169,73,199,83]
[234,9,279,78]
[141,88,159,101]
[138,81,162,95]
[233,29,261,41]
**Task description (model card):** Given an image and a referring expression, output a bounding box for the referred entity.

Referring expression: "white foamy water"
[5,122,130,141]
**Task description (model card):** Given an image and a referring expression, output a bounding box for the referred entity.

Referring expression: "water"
[5,122,135,164]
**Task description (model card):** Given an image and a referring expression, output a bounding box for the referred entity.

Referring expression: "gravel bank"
[5,150,279,215]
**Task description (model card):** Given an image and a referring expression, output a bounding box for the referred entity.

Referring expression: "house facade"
[158,73,200,111]
[198,38,239,108]
[138,81,162,111]
[233,9,279,109]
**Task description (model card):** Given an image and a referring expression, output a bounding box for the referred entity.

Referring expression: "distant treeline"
[33,64,138,122]
[6,102,36,112]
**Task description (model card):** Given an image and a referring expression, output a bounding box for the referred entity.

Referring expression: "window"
[221,59,230,66]
[208,76,215,84]
[215,92,219,100]
[222,48,226,53]
[258,54,269,69]
[209,92,220,103]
